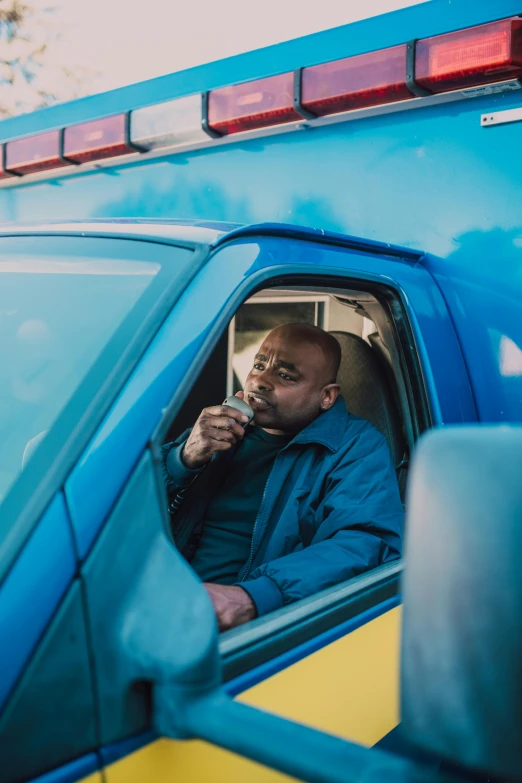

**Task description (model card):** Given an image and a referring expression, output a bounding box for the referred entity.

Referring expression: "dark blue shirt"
[190,426,290,584]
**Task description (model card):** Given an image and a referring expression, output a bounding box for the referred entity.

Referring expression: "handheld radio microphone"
[223,395,254,427]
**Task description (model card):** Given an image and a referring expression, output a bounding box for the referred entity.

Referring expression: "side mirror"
[119,429,522,783]
[401,425,522,781]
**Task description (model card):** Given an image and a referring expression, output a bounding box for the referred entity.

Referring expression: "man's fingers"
[203,583,256,632]
[201,415,245,438]
[205,426,237,443]
[203,404,250,423]
[183,402,249,469]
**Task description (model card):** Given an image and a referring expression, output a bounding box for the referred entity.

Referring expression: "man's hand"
[204,584,257,631]
[182,398,250,470]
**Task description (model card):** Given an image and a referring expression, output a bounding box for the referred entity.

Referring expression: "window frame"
[151,261,431,677]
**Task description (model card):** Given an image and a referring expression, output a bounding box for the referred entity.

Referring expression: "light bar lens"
[5,131,69,175]
[63,115,136,163]
[130,94,208,150]
[208,73,300,135]
[416,17,522,93]
[302,45,413,116]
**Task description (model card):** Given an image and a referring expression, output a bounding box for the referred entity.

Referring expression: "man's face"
[243,327,337,434]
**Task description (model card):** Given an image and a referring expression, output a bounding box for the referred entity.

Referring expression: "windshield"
[0,234,191,505]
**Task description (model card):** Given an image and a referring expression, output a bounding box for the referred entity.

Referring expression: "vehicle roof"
[0,218,425,261]
[0,218,241,248]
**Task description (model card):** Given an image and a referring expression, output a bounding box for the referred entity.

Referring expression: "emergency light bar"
[5,130,70,175]
[63,115,139,163]
[1,15,521,183]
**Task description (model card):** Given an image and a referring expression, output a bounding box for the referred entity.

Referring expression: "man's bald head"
[268,323,341,385]
[243,322,342,435]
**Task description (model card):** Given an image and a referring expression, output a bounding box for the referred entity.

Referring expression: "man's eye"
[253,363,264,370]
[279,372,294,381]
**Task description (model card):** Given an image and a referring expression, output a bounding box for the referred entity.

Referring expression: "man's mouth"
[247,393,272,409]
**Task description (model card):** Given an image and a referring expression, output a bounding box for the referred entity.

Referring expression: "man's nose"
[254,366,274,390]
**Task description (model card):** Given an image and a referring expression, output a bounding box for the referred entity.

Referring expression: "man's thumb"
[235,391,245,399]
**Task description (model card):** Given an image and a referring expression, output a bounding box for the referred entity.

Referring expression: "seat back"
[329,331,405,471]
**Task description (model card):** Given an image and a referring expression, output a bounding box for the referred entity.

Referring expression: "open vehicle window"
[161,281,415,648]
[0,235,191,510]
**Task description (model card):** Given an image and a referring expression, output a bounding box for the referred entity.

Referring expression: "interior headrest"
[329,331,402,465]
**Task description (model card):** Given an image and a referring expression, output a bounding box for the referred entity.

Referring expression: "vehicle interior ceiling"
[166,284,415,502]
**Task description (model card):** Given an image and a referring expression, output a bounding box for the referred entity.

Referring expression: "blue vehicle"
[0,1,521,781]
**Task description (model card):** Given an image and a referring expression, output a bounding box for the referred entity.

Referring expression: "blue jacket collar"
[289,396,349,453]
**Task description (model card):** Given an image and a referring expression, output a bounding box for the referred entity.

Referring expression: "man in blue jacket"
[163,323,403,631]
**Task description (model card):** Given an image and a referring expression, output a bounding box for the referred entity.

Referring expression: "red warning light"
[5,131,70,175]
[302,45,414,116]
[416,17,522,93]
[208,73,301,135]
[63,114,138,163]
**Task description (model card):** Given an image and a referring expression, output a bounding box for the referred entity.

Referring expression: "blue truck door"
[64,226,477,781]
[0,492,102,783]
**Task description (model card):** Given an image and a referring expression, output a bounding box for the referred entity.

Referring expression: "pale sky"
[32,0,425,95]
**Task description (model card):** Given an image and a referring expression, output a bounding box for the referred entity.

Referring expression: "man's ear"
[321,384,340,411]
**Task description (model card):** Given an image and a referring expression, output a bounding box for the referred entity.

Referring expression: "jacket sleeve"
[240,432,404,616]
[162,429,201,501]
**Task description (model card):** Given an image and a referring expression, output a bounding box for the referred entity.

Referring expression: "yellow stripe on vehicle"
[105,606,401,783]
[240,605,401,746]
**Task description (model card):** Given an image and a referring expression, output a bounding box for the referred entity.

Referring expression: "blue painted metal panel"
[66,236,474,561]
[426,250,522,423]
[0,0,520,141]
[0,492,76,711]
[28,753,99,783]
